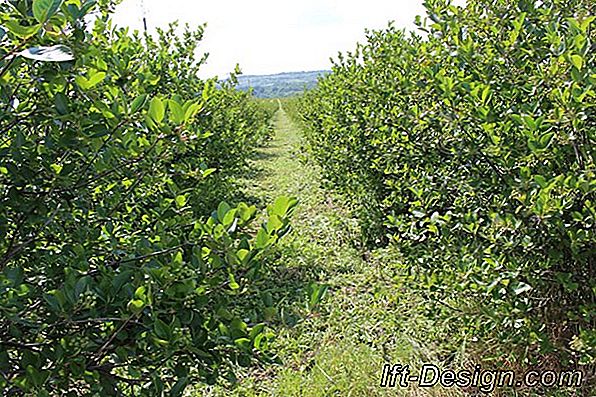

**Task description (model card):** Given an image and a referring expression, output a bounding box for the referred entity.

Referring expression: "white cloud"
[111,0,432,78]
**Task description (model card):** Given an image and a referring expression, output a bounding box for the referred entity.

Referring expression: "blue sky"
[112,0,441,78]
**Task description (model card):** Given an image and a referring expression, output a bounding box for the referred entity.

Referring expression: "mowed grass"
[197,104,467,397]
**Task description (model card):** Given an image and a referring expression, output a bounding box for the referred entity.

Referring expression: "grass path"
[204,104,448,397]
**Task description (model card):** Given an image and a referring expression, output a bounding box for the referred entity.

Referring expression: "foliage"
[0,0,291,394]
[253,98,279,121]
[298,0,595,374]
[279,97,301,125]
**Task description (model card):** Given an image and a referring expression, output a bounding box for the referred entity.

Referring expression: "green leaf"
[249,323,265,341]
[33,0,63,23]
[154,319,170,340]
[175,195,187,208]
[201,168,216,178]
[54,92,68,115]
[75,71,105,90]
[79,0,97,17]
[269,196,297,217]
[234,338,251,350]
[168,99,185,124]
[74,276,90,298]
[112,270,133,291]
[130,94,147,113]
[308,283,329,311]
[184,102,202,122]
[145,114,158,131]
[522,115,537,132]
[539,132,554,148]
[86,71,106,88]
[149,97,165,123]
[26,365,50,387]
[237,249,250,264]
[127,299,145,314]
[3,20,41,38]
[580,16,595,32]
[254,333,266,350]
[202,81,214,101]
[50,163,63,174]
[222,209,236,227]
[570,54,583,70]
[172,251,183,266]
[255,228,270,249]
[170,377,189,397]
[237,203,256,223]
[266,214,283,233]
[228,273,240,290]
[534,175,548,188]
[134,286,146,300]
[217,202,231,222]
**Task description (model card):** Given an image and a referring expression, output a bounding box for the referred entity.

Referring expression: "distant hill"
[236,70,330,98]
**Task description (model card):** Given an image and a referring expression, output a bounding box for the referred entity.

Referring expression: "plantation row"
[296,0,594,378]
[0,0,294,394]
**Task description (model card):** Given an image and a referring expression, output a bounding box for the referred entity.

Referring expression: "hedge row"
[299,0,595,379]
[0,0,293,394]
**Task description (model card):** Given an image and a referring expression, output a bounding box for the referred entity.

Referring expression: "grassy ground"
[196,103,464,396]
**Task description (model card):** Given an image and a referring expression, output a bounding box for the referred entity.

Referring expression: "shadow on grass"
[252,150,280,161]
[261,242,326,329]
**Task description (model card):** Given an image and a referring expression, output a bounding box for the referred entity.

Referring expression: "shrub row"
[0,0,292,394]
[299,0,595,377]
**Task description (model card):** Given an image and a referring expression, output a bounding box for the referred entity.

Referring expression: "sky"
[111,0,432,78]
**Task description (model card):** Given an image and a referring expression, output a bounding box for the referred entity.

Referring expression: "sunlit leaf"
[33,0,63,23]
[149,97,165,123]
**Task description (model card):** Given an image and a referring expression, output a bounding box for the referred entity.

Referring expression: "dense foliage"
[299,0,595,377]
[0,0,295,394]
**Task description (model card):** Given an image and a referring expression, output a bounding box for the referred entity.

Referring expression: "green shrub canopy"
[299,0,595,367]
[0,0,295,394]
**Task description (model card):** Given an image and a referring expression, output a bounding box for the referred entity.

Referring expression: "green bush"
[299,0,595,372]
[0,0,292,394]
